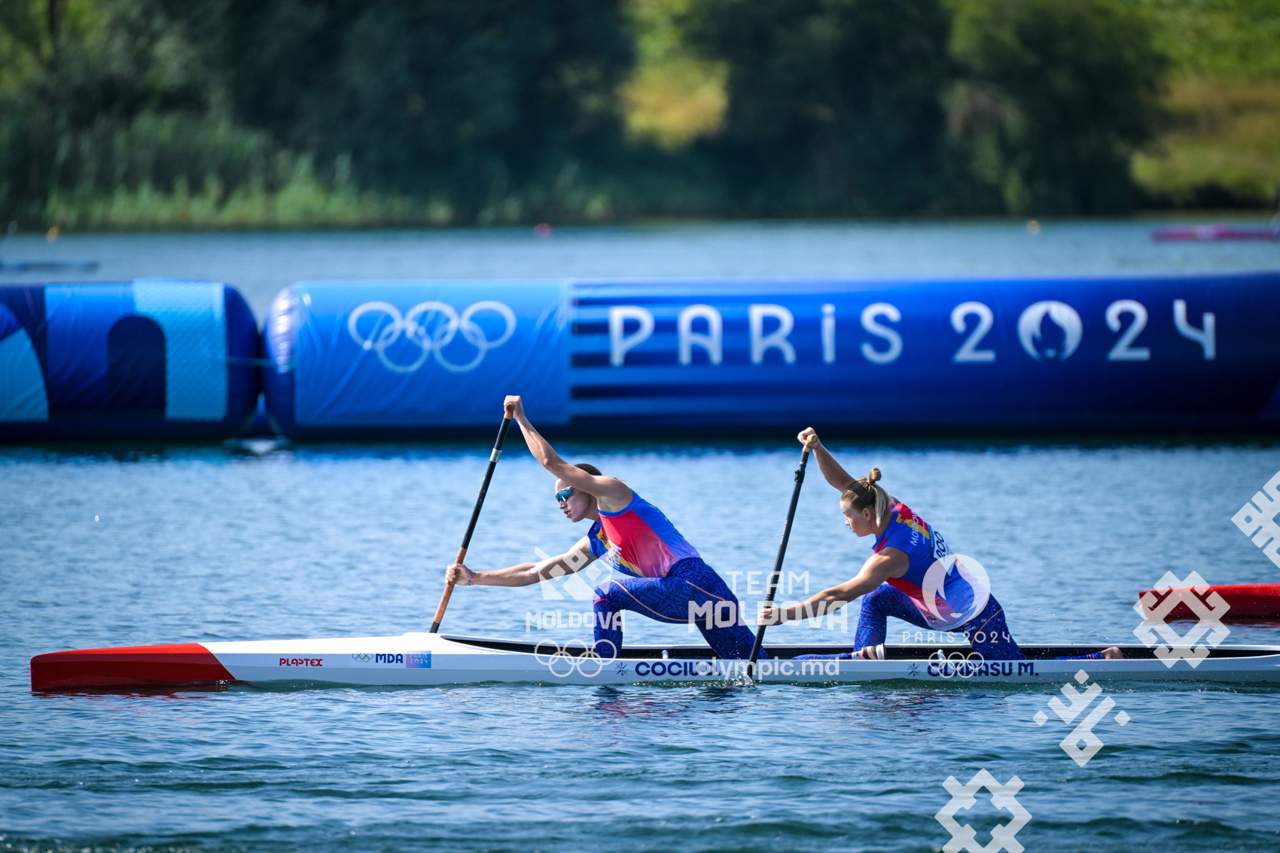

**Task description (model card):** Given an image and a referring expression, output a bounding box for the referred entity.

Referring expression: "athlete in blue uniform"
[445,396,760,661]
[759,428,1121,662]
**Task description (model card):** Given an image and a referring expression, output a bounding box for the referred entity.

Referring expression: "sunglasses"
[555,487,574,504]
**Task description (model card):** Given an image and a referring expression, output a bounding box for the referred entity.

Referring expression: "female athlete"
[759,428,1121,662]
[445,395,760,661]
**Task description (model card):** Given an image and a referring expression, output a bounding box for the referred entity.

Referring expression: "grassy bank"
[1132,0,1280,209]
[5,0,1276,231]
[1134,77,1280,208]
[42,163,451,231]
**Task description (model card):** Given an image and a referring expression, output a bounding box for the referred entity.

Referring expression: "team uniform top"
[587,492,700,579]
[873,503,977,629]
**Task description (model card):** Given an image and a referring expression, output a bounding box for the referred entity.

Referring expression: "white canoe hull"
[31,633,1280,691]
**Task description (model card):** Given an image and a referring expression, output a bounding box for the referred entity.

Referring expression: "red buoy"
[1137,583,1280,621]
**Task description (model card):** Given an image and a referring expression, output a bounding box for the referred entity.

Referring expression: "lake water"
[4,216,1280,315]
[2,220,1279,852]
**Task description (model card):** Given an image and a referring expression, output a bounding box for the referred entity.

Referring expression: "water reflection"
[588,685,751,721]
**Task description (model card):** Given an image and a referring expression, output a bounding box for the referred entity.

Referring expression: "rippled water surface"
[3,221,1280,852]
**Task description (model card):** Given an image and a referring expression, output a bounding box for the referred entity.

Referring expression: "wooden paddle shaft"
[430,408,514,633]
[748,441,813,673]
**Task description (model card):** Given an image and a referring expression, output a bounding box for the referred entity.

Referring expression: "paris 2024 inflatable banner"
[260,272,1280,438]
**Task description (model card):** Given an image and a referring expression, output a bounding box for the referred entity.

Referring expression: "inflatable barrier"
[263,273,1280,439]
[0,280,259,441]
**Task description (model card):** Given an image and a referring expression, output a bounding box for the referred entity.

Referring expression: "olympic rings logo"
[533,639,616,678]
[351,653,374,663]
[928,651,986,680]
[347,300,517,373]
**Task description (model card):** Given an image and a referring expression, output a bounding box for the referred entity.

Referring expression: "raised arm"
[446,537,597,588]
[506,395,633,510]
[759,547,908,625]
[797,427,857,492]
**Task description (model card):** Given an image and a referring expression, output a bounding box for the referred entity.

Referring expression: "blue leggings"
[856,584,1027,660]
[800,584,1107,661]
[592,558,763,660]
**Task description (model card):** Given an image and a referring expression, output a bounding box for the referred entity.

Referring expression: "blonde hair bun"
[839,467,893,528]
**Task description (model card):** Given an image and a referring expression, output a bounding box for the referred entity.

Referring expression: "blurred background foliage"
[0,0,1275,228]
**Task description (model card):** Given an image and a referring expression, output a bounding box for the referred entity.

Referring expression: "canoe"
[30,634,1280,691]
[1152,224,1278,242]
[1137,583,1280,621]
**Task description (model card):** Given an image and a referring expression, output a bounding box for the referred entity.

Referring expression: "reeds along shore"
[1,0,1277,231]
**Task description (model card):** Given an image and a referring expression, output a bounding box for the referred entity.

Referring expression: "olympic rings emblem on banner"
[533,639,615,678]
[347,300,518,373]
[351,653,374,663]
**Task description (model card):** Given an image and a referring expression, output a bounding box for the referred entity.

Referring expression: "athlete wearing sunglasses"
[445,395,762,662]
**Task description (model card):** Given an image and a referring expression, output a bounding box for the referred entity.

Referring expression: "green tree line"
[0,0,1273,229]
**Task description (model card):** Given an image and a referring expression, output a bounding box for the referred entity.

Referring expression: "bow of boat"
[31,643,236,692]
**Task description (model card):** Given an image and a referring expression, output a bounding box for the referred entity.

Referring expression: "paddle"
[747,437,813,677]
[429,402,516,633]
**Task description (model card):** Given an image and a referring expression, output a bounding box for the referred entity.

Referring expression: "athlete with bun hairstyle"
[759,428,1121,662]
[446,395,762,662]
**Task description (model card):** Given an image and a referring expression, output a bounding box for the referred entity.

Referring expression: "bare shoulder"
[594,478,634,513]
